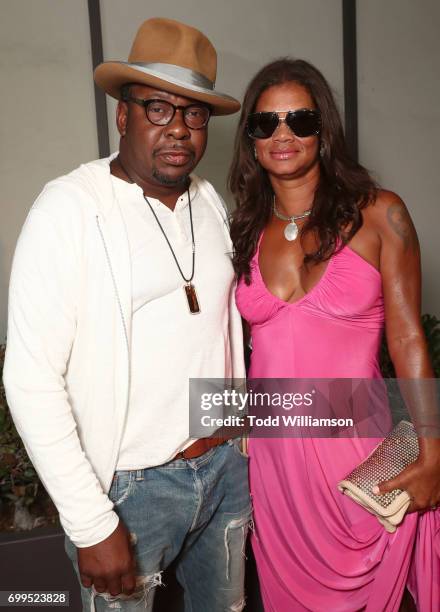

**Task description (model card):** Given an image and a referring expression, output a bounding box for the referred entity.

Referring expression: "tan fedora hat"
[94,17,240,116]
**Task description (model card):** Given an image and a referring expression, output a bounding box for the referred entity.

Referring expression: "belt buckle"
[180,448,191,460]
[175,437,217,462]
[176,442,198,461]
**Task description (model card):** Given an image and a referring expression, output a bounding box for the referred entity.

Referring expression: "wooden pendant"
[184,283,201,314]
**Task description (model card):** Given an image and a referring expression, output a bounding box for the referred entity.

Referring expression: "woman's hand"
[374,440,440,512]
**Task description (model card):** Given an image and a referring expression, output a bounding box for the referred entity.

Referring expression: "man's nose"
[165,109,191,139]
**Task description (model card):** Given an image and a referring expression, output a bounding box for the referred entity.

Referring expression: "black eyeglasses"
[122,96,211,130]
[247,109,321,139]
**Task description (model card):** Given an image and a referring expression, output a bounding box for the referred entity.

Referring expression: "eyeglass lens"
[247,109,320,139]
[146,100,210,129]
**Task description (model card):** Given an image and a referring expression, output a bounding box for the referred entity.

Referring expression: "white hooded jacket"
[3,155,245,547]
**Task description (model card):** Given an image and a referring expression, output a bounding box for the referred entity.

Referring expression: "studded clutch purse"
[338,421,419,532]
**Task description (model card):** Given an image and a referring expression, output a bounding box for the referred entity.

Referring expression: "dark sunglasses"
[247,109,321,139]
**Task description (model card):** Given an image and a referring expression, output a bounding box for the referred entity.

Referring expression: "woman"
[230,59,440,611]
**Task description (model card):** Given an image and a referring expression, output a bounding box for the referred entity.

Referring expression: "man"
[4,18,249,612]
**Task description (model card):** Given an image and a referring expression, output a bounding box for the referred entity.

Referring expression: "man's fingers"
[81,571,134,598]
[80,574,92,589]
[93,578,107,593]
[107,577,123,597]
[121,572,137,596]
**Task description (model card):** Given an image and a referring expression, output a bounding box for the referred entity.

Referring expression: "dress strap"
[255,229,265,256]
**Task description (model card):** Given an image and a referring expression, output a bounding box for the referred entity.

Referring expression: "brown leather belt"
[173,436,229,461]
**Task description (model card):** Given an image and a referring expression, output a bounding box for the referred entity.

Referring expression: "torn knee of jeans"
[142,572,163,607]
[230,597,246,612]
[224,510,252,581]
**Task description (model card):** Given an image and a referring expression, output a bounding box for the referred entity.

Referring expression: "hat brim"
[94,62,240,116]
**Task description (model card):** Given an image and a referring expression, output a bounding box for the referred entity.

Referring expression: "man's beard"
[152,169,190,187]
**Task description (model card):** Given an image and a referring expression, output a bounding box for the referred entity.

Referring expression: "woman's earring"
[253,145,258,161]
[319,142,325,158]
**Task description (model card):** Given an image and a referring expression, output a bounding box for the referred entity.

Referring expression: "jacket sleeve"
[3,187,119,547]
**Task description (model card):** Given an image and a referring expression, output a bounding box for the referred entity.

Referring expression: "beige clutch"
[338,421,419,532]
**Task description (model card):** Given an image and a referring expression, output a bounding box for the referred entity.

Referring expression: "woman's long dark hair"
[229,58,378,283]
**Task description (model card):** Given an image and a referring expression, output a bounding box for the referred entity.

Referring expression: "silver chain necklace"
[116,156,200,314]
[144,193,200,314]
[273,197,312,241]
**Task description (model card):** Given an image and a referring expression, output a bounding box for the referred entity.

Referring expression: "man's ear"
[116,101,128,137]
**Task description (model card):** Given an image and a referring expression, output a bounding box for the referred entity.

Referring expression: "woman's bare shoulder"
[365,188,404,215]
[364,189,419,251]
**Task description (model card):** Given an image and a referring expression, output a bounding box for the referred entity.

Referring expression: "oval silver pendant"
[284,221,299,241]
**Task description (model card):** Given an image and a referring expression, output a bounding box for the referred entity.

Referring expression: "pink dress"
[236,236,440,611]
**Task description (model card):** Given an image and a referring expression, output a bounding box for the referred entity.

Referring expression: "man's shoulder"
[191,174,222,200]
[33,156,113,218]
[191,174,230,226]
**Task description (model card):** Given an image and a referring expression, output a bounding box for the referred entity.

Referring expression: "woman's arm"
[372,190,440,511]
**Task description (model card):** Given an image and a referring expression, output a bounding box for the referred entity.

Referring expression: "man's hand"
[77,521,137,597]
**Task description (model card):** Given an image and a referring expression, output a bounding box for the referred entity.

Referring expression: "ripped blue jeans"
[65,440,251,611]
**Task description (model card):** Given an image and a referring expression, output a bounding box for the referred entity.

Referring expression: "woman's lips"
[270,150,299,160]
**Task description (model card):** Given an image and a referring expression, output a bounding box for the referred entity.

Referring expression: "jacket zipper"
[95,215,130,358]
[95,215,132,489]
